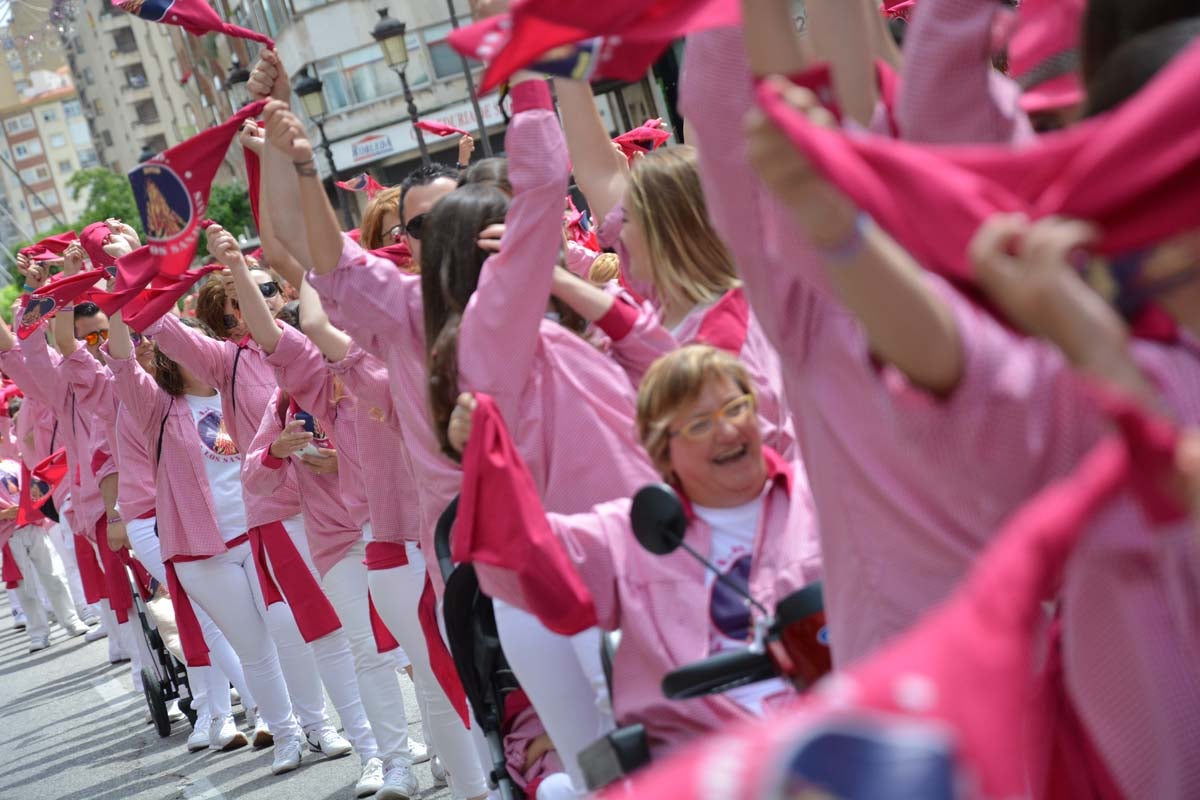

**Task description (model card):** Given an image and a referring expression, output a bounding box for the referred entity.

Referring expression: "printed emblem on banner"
[20,296,56,330]
[129,164,192,242]
[119,0,177,22]
[0,470,18,498]
[29,478,49,502]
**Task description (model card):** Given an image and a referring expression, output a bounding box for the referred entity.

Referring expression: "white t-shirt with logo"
[185,393,248,543]
[693,492,791,715]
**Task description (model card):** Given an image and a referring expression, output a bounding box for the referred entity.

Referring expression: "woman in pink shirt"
[448,345,822,757]
[106,310,304,775]
[210,223,425,799]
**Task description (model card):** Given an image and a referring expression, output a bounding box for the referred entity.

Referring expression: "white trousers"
[127,517,255,721]
[268,517,374,756]
[368,543,489,799]
[493,600,611,793]
[8,525,83,636]
[322,539,412,766]
[48,512,90,614]
[174,542,300,741]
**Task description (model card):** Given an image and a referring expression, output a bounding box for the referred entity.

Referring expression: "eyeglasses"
[387,224,404,243]
[258,281,282,299]
[668,393,756,441]
[80,329,109,348]
[403,214,428,241]
[130,331,146,347]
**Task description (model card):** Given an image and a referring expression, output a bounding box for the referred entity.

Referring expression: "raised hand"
[205,223,245,269]
[17,255,47,290]
[264,100,315,164]
[458,134,475,166]
[239,119,266,155]
[108,218,141,250]
[62,241,86,276]
[447,392,479,454]
[248,48,291,103]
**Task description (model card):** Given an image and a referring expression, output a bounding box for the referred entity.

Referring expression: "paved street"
[0,593,453,800]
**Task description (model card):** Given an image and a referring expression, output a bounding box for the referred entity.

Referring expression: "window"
[4,114,34,134]
[102,129,114,147]
[14,80,28,94]
[83,67,95,86]
[78,149,99,168]
[125,66,148,88]
[37,189,58,208]
[49,135,66,149]
[145,134,168,153]
[6,51,21,72]
[58,160,72,173]
[41,108,57,122]
[13,140,43,159]
[135,99,159,124]
[113,28,138,54]
[19,167,41,183]
[422,23,465,80]
[310,41,424,113]
[64,100,82,118]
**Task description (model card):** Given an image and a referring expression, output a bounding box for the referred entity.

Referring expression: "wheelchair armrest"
[578,724,651,791]
[661,649,778,700]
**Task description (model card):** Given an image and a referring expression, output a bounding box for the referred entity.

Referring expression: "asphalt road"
[0,592,454,800]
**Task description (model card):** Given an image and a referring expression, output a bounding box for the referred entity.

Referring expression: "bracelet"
[455,162,468,170]
[21,284,34,292]
[106,515,122,525]
[815,210,873,264]
[293,158,318,177]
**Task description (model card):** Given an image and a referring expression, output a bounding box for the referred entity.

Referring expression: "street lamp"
[225,56,250,109]
[371,8,431,167]
[444,0,493,157]
[294,66,354,230]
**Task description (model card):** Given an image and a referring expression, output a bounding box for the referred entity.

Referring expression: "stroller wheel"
[142,668,172,738]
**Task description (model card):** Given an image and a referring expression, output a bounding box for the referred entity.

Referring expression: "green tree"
[0,282,21,325]
[66,168,145,239]
[198,183,256,260]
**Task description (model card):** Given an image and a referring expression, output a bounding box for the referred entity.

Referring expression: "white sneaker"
[80,608,101,626]
[167,700,186,723]
[230,687,241,707]
[84,625,107,642]
[64,621,90,637]
[12,610,26,630]
[108,640,129,664]
[305,725,353,759]
[29,634,50,652]
[406,739,430,764]
[247,708,273,749]
[429,754,448,787]
[186,722,211,752]
[209,715,248,752]
[376,761,419,800]
[271,735,303,775]
[355,757,385,798]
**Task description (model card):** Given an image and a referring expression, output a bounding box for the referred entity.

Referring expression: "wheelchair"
[129,573,197,738]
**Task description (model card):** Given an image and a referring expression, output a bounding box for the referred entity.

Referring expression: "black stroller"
[129,573,197,737]
[434,497,526,800]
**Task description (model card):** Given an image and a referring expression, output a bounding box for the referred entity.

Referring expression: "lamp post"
[371,8,431,167]
[294,66,354,230]
[225,56,251,109]
[444,0,493,157]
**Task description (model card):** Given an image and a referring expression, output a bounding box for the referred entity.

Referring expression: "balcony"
[121,83,153,103]
[135,118,166,139]
[100,11,129,32]
[111,49,142,69]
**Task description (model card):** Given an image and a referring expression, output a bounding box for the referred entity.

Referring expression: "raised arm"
[297,281,351,364]
[106,313,169,432]
[265,323,339,424]
[243,119,311,288]
[141,310,234,392]
[207,223,282,354]
[806,0,881,127]
[457,77,570,422]
[552,79,627,224]
[12,329,68,410]
[895,0,1033,144]
[247,50,318,272]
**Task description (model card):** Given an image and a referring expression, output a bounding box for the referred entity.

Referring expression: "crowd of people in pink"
[3,0,1199,798]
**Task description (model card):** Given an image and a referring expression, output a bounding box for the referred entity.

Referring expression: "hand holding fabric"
[248,48,290,103]
[264,100,314,163]
[62,242,86,276]
[239,120,266,155]
[269,419,313,460]
[206,224,245,270]
[447,392,478,455]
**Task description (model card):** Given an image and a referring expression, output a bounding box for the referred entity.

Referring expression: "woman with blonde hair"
[550,79,797,459]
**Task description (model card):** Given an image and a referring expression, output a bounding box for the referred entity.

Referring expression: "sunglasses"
[258,281,282,299]
[403,214,428,241]
[387,224,404,243]
[80,329,109,348]
[668,393,756,441]
[130,331,146,347]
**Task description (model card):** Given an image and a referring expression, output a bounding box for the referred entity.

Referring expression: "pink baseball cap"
[1008,0,1086,114]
